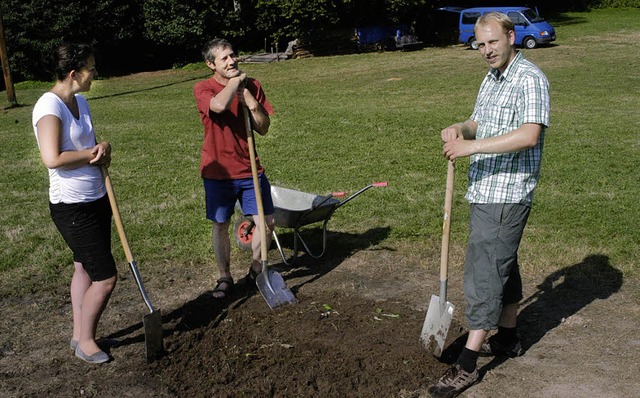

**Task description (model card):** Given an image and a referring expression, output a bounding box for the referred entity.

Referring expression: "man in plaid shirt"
[429,12,550,398]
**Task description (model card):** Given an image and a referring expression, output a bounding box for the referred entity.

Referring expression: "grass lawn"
[1,8,638,298]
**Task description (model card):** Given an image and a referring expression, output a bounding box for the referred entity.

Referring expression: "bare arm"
[442,122,541,160]
[208,74,245,113]
[241,88,270,136]
[207,73,270,135]
[36,115,111,169]
[441,120,478,142]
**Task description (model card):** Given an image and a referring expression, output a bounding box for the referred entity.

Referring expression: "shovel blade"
[256,269,297,309]
[142,309,164,362]
[420,294,455,357]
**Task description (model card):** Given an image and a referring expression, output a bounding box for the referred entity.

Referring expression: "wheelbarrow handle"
[335,181,388,209]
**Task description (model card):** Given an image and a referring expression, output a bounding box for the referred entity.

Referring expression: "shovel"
[420,160,456,357]
[242,106,297,309]
[102,167,164,362]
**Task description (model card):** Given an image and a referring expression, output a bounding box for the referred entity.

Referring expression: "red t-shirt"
[194,77,274,179]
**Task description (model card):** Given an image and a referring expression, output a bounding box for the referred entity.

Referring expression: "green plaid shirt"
[468,51,550,205]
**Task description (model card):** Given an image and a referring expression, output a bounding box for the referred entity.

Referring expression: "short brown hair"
[474,12,515,35]
[202,38,233,63]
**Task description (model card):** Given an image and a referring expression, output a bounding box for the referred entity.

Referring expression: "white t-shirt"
[32,92,105,204]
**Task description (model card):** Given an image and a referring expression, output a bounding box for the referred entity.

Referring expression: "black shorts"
[49,195,117,281]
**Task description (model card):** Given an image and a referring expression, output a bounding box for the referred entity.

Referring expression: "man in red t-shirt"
[194,38,275,300]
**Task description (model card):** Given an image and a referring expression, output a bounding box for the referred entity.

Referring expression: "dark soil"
[1,234,638,398]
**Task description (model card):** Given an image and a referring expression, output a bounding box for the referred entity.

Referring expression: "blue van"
[456,7,556,49]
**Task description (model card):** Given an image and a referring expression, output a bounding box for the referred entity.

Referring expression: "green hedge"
[1,0,637,84]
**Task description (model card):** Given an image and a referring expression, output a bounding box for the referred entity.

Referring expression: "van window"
[508,12,526,25]
[521,9,544,22]
[462,12,482,25]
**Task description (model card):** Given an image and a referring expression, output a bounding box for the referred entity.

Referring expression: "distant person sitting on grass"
[32,43,117,365]
[193,38,275,300]
[428,12,550,398]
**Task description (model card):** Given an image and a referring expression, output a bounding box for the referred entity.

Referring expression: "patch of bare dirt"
[1,232,638,398]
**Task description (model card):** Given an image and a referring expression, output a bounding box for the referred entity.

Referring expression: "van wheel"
[523,36,537,49]
[469,38,478,50]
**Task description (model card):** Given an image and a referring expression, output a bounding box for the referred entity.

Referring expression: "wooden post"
[0,7,17,107]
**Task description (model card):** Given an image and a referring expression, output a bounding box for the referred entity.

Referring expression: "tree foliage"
[0,0,635,83]
[254,0,343,42]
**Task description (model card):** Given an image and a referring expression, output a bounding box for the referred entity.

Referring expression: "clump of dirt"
[154,289,462,397]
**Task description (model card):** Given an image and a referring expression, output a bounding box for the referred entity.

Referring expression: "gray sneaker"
[428,364,480,398]
[479,335,525,358]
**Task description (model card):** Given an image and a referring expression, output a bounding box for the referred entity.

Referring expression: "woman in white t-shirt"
[32,43,117,364]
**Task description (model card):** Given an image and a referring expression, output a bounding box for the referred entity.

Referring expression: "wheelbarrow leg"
[294,218,331,259]
[271,231,299,266]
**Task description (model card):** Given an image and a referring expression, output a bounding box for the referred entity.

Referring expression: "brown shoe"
[428,364,480,398]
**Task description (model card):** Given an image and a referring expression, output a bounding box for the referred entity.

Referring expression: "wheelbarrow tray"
[271,186,341,228]
[234,182,386,265]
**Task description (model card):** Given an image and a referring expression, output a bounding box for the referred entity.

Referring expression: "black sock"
[496,326,517,345]
[457,347,479,373]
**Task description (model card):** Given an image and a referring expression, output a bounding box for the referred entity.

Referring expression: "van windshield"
[522,9,544,22]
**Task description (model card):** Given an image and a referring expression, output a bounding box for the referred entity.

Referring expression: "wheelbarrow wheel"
[234,216,254,251]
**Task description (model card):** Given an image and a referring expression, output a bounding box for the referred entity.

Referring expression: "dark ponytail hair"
[50,43,94,81]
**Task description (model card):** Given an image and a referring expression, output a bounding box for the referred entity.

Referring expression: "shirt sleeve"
[194,81,216,117]
[521,72,550,127]
[246,79,274,116]
[33,94,63,127]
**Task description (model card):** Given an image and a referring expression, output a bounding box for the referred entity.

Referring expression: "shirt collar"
[489,51,523,82]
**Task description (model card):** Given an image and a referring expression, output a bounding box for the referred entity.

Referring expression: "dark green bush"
[0,0,636,84]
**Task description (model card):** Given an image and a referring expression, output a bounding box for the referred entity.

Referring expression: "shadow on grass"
[439,254,623,371]
[87,74,209,101]
[104,226,390,357]
[547,14,589,27]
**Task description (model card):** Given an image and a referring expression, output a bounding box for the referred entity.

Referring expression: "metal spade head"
[256,267,297,309]
[420,294,455,357]
[142,309,164,362]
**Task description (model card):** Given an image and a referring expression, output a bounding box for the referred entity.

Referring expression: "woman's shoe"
[75,345,110,364]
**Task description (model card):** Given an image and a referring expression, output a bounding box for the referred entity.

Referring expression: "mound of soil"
[156,288,459,397]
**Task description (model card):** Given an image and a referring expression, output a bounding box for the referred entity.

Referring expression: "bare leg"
[498,303,518,328]
[76,271,117,356]
[70,261,91,343]
[250,214,274,273]
[212,220,232,280]
[465,302,519,351]
[466,329,489,352]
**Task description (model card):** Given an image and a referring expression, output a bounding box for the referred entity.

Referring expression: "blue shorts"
[204,175,274,223]
[49,195,117,282]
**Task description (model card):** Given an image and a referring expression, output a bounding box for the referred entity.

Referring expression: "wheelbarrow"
[234,182,387,265]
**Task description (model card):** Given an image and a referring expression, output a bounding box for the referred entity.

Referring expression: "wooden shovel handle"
[102,167,134,263]
[440,160,455,282]
[243,106,268,263]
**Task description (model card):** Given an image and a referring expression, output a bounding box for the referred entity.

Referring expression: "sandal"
[212,277,234,300]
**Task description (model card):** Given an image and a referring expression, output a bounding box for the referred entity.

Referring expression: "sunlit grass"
[1,8,638,297]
